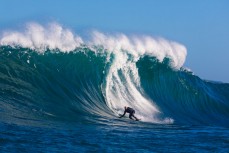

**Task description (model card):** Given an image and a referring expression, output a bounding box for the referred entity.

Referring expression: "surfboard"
[118,115,141,121]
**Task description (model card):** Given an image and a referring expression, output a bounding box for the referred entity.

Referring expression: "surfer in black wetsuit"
[119,106,140,121]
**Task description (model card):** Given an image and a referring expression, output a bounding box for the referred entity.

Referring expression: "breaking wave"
[0,23,229,127]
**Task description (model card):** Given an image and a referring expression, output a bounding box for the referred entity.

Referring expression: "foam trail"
[89,31,186,123]
[90,32,174,123]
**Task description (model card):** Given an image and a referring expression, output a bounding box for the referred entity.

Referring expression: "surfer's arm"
[119,110,126,118]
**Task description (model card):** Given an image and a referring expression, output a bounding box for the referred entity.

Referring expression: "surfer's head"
[124,106,127,109]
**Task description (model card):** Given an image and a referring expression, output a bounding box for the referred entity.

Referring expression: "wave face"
[0,23,229,127]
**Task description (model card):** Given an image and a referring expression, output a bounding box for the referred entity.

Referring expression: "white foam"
[0,23,187,68]
[95,33,174,123]
[89,31,186,123]
[90,31,187,69]
[0,22,83,52]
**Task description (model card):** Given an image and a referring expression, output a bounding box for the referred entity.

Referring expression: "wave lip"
[90,31,187,69]
[0,22,187,68]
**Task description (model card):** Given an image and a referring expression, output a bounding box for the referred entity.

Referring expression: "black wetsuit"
[119,107,138,120]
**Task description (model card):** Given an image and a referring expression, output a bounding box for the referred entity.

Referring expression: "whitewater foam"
[100,35,174,123]
[0,22,187,68]
[90,31,186,68]
[0,23,83,52]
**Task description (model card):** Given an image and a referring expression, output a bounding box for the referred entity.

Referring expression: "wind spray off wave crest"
[0,22,188,124]
[0,23,83,52]
[90,31,187,69]
[0,22,187,68]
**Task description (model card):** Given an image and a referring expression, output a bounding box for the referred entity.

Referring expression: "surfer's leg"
[132,114,138,120]
[129,113,134,120]
[132,111,139,120]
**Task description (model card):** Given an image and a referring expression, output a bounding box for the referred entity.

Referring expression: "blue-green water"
[0,45,229,152]
[1,122,229,152]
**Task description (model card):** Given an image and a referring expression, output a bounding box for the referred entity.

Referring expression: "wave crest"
[91,31,186,68]
[0,22,186,68]
[0,22,83,52]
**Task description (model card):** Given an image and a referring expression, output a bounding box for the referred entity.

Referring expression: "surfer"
[119,106,140,121]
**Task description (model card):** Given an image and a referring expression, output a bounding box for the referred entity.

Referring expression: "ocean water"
[0,23,229,152]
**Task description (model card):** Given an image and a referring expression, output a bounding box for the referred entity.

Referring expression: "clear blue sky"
[1,0,229,82]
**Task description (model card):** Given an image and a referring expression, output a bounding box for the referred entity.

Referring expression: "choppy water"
[1,122,229,152]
